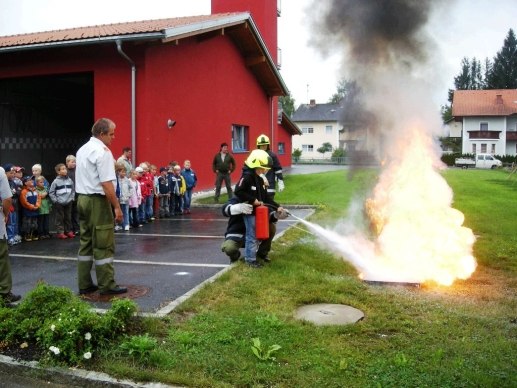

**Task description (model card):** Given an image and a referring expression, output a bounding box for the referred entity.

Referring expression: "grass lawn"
[80,168,517,386]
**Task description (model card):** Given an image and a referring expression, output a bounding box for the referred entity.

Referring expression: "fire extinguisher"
[255,204,269,240]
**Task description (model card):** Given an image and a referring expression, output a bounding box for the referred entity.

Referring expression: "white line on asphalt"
[119,233,221,238]
[10,254,229,268]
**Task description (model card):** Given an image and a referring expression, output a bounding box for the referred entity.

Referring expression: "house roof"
[452,89,517,117]
[291,102,344,123]
[0,13,288,96]
[279,111,302,135]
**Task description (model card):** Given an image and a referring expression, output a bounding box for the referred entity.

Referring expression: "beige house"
[291,100,344,160]
[452,89,517,155]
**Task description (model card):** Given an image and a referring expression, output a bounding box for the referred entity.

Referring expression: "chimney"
[496,94,503,104]
[309,99,316,106]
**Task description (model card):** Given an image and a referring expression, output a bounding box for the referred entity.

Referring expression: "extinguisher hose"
[261,202,292,217]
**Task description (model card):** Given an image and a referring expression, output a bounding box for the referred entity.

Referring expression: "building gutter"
[115,40,137,166]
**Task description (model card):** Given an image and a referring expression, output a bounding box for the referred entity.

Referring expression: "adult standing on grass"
[256,134,285,199]
[212,142,236,202]
[75,118,127,296]
[0,166,21,304]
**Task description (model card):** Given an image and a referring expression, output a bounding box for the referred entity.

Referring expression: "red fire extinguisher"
[255,205,269,240]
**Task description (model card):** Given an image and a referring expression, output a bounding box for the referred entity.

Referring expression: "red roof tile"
[452,89,517,116]
[0,14,240,49]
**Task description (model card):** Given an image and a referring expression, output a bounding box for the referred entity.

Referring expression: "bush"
[0,282,138,366]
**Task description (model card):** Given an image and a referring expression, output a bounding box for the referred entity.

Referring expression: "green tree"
[292,148,302,163]
[279,95,296,117]
[328,79,359,104]
[317,142,333,158]
[486,29,517,89]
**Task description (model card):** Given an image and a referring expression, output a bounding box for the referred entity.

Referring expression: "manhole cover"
[80,285,150,302]
[294,303,364,326]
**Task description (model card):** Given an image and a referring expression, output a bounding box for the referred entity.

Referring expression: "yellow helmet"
[245,149,272,170]
[256,134,270,146]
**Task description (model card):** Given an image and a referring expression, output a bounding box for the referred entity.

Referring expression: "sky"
[0,0,516,108]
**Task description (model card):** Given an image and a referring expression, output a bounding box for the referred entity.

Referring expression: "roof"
[452,89,517,117]
[0,13,288,96]
[291,102,345,123]
[279,111,302,135]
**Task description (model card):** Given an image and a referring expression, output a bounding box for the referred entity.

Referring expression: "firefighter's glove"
[275,208,289,220]
[260,174,269,187]
[277,179,285,192]
[230,203,253,215]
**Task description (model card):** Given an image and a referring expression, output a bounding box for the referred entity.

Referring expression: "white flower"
[84,332,92,341]
[50,324,55,331]
[83,352,92,360]
[49,346,60,355]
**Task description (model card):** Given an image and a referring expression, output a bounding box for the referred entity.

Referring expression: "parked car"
[454,153,502,169]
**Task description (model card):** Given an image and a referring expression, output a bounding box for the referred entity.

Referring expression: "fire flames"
[361,127,477,285]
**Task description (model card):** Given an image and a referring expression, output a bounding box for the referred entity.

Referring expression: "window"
[325,125,332,134]
[302,144,314,152]
[472,144,476,154]
[480,122,488,131]
[481,143,487,153]
[491,144,496,154]
[231,124,248,152]
[302,127,314,134]
[278,142,285,155]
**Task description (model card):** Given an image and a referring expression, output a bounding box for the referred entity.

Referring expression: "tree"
[486,29,517,89]
[317,142,333,158]
[328,79,359,104]
[279,94,296,117]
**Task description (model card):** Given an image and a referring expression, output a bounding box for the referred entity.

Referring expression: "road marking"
[118,233,221,238]
[10,254,228,268]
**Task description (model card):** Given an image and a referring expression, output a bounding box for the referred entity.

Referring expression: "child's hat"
[135,167,144,173]
[22,175,33,183]
[160,167,167,173]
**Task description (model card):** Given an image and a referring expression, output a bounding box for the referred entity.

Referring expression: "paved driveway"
[8,206,312,315]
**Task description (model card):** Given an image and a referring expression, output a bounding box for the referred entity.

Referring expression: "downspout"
[116,40,136,166]
[269,96,275,149]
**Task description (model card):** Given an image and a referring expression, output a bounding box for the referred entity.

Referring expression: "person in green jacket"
[35,175,51,239]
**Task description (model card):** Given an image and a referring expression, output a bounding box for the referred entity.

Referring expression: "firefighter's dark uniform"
[75,137,117,293]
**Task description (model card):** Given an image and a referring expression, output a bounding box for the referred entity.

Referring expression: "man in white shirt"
[75,118,127,296]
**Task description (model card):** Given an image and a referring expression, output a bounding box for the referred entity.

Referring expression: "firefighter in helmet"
[256,134,285,199]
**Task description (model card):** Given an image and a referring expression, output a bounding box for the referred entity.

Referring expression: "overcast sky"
[1,0,516,108]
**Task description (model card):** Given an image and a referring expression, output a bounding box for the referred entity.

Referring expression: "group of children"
[4,157,198,243]
[4,156,78,245]
[114,159,198,231]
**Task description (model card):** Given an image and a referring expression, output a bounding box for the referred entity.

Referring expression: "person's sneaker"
[1,292,21,303]
[7,238,16,246]
[114,225,123,231]
[56,233,68,239]
[24,235,32,242]
[65,232,75,238]
[14,235,22,243]
[246,261,263,268]
[79,285,99,295]
[32,235,39,241]
[100,286,128,295]
[124,225,130,231]
[150,217,155,221]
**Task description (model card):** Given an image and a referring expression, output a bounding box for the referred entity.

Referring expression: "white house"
[452,89,517,155]
[291,100,344,159]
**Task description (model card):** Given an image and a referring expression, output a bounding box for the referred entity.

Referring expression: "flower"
[84,332,92,341]
[83,352,92,360]
[49,346,60,355]
[50,324,55,331]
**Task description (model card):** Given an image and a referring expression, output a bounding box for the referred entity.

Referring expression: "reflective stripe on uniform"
[78,255,93,262]
[95,257,114,266]
[226,233,244,239]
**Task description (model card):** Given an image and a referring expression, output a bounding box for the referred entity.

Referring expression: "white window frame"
[302,144,314,152]
[325,125,332,134]
[232,124,248,152]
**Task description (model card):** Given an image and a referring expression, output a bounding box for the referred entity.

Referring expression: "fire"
[362,127,477,285]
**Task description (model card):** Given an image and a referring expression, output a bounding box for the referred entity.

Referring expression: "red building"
[0,0,300,190]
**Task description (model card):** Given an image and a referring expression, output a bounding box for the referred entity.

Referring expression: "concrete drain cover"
[80,285,150,302]
[294,303,364,326]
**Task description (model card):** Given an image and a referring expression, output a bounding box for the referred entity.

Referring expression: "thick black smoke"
[311,0,441,67]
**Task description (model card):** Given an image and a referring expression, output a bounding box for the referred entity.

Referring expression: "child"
[32,163,49,189]
[181,160,197,214]
[128,169,143,228]
[35,176,51,239]
[234,149,285,268]
[3,164,21,245]
[49,163,75,239]
[19,176,41,241]
[65,155,79,235]
[171,165,185,215]
[157,167,171,218]
[116,163,132,231]
[136,166,150,224]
